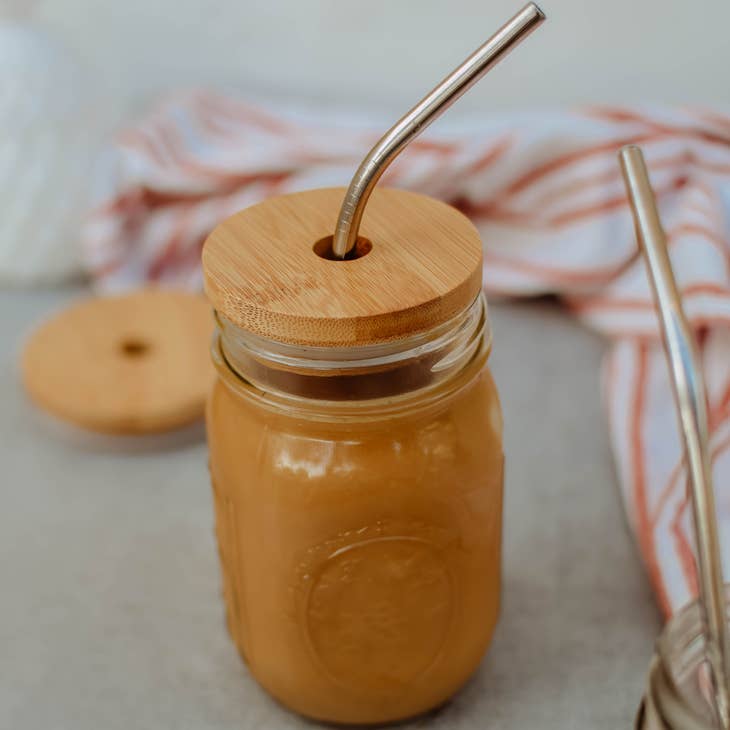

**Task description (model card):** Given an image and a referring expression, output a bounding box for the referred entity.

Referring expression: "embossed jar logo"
[295,520,456,696]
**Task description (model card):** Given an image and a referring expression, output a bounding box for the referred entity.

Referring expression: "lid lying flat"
[21,289,214,434]
[202,187,483,347]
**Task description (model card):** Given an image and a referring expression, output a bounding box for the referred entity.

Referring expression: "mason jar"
[637,595,730,729]
[202,187,504,725]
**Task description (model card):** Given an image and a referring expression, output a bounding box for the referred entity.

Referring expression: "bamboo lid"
[202,187,483,347]
[21,289,214,434]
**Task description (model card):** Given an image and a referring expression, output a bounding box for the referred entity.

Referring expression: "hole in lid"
[312,235,372,261]
[119,338,151,358]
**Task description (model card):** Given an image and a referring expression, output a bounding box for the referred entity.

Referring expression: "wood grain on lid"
[202,187,483,347]
[21,289,214,434]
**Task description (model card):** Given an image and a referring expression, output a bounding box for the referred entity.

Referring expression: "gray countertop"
[0,287,660,729]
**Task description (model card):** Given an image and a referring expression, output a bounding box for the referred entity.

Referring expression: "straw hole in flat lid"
[202,187,483,348]
[312,235,372,261]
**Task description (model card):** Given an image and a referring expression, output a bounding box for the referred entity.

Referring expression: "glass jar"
[202,186,502,725]
[637,595,730,729]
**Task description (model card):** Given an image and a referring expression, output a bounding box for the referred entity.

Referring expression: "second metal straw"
[332,2,545,259]
[620,145,730,729]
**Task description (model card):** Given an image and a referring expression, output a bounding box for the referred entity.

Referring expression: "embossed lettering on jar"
[203,187,504,725]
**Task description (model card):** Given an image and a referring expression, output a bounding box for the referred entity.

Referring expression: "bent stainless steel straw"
[332,2,546,259]
[620,145,730,729]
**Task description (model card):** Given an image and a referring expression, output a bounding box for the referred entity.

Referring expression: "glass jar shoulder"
[207,362,502,491]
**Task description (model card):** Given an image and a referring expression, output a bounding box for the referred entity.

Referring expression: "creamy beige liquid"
[206,358,504,725]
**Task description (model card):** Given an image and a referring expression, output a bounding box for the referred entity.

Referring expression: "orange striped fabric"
[84,91,730,617]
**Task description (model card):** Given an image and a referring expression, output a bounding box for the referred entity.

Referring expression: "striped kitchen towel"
[84,91,730,617]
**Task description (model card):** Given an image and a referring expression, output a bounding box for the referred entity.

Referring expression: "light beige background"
[22,0,730,116]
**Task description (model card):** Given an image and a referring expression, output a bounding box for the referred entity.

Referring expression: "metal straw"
[619,145,730,729]
[331,2,545,259]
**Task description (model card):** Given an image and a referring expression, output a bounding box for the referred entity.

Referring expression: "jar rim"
[211,293,492,417]
[215,293,490,374]
[642,590,730,729]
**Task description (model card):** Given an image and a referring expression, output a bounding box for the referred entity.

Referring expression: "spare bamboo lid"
[202,187,483,347]
[21,289,214,434]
